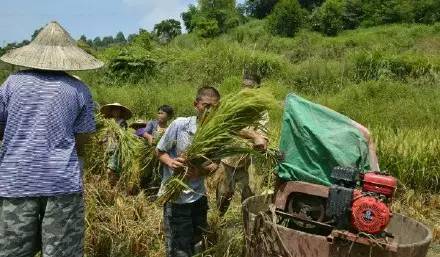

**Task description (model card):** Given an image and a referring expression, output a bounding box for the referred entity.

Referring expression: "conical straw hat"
[100,103,133,120]
[0,21,103,71]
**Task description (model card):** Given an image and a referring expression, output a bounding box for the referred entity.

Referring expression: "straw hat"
[0,21,103,71]
[100,103,133,120]
[129,119,147,130]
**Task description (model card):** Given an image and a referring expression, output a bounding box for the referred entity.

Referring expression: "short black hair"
[243,70,261,85]
[196,86,220,101]
[158,104,174,117]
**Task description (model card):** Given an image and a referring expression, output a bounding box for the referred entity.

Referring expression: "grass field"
[1,21,440,256]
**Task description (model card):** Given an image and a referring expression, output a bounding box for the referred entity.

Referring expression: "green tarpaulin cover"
[277,94,371,186]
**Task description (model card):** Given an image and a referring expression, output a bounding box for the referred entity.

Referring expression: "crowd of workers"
[0,20,382,257]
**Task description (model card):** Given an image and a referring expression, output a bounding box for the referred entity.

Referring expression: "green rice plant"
[156,88,278,205]
[86,117,158,194]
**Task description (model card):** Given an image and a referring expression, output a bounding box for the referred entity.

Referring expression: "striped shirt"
[0,70,96,197]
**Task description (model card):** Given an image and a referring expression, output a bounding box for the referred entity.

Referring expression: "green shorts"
[0,193,84,257]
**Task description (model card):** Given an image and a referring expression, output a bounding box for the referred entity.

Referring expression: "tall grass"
[374,126,440,192]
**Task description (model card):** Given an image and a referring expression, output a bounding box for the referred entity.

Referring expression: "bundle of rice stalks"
[84,176,165,257]
[156,88,278,205]
[85,116,159,194]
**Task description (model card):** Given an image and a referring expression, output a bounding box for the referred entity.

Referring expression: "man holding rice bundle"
[0,21,101,257]
[156,87,221,257]
[216,71,269,216]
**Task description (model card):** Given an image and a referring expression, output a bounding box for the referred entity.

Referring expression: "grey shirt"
[156,116,205,204]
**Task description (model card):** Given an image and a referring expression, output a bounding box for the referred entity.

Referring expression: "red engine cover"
[351,196,391,234]
[362,172,397,197]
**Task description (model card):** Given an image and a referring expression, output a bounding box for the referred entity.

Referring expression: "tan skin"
[143,110,170,144]
[156,95,220,180]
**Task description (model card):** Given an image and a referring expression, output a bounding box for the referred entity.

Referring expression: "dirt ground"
[428,244,440,257]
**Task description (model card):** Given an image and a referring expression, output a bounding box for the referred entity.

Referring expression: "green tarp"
[277,94,371,186]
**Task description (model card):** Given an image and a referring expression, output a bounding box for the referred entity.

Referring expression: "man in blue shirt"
[156,87,220,257]
[0,21,102,257]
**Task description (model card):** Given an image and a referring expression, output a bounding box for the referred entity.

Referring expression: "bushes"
[267,0,305,37]
[319,80,440,129]
[105,46,160,83]
[308,0,440,36]
[353,51,440,81]
[312,0,345,36]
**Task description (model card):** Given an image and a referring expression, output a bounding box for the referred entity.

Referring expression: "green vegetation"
[1,1,440,255]
[267,0,305,37]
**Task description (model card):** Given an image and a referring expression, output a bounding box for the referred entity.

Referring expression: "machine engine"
[326,167,397,235]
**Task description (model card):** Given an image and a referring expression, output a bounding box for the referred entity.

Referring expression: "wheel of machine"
[286,193,327,233]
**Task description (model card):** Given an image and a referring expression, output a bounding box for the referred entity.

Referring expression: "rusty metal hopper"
[243,195,432,257]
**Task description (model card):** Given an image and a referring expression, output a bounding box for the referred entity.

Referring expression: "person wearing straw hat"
[0,21,102,257]
[100,102,132,129]
[130,119,148,137]
[99,103,132,184]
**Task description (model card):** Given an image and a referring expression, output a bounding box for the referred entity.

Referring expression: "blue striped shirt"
[156,116,206,204]
[0,70,96,197]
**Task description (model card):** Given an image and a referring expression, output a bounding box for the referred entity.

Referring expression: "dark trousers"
[163,196,209,257]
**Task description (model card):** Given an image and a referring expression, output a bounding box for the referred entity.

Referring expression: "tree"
[93,37,102,47]
[315,0,345,36]
[127,34,137,43]
[412,0,440,24]
[267,0,305,37]
[197,0,240,35]
[298,0,324,11]
[101,36,115,47]
[115,32,127,44]
[245,0,279,18]
[132,29,153,50]
[79,35,87,42]
[198,0,236,12]
[342,0,364,30]
[193,16,221,38]
[153,19,182,42]
[181,4,199,32]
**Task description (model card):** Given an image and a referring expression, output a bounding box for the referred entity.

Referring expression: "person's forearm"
[156,149,173,167]
[143,133,153,144]
[239,128,258,140]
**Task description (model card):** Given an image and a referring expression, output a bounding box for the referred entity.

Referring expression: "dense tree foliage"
[245,0,279,18]
[180,0,240,38]
[267,0,305,37]
[153,19,182,42]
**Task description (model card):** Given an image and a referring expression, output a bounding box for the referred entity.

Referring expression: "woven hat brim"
[129,123,147,129]
[0,44,104,71]
[100,105,133,120]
